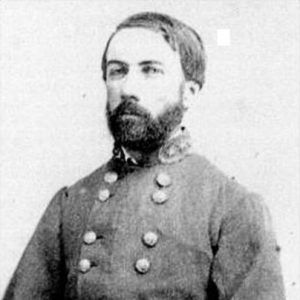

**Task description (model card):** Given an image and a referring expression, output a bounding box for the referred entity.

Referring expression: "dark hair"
[101,12,206,89]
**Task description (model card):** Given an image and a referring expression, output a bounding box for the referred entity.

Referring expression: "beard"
[106,98,185,153]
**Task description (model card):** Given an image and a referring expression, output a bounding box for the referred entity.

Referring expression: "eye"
[142,65,163,75]
[107,66,128,79]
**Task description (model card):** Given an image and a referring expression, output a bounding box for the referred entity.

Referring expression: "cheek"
[143,82,183,117]
[155,83,182,105]
[106,84,121,111]
[145,93,179,118]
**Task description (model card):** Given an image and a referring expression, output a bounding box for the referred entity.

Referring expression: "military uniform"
[4,129,285,299]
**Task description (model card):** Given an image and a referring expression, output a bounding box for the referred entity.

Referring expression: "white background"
[0,0,299,299]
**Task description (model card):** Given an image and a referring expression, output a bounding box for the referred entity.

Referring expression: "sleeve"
[3,187,68,300]
[208,187,285,300]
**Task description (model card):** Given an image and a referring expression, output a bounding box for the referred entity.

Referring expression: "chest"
[63,167,214,299]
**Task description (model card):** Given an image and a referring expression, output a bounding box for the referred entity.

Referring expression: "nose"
[121,69,141,102]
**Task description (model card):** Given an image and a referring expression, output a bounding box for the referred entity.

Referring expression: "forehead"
[106,28,181,66]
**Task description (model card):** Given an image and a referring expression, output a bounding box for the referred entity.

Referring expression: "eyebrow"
[106,60,128,67]
[139,60,163,66]
[106,59,163,67]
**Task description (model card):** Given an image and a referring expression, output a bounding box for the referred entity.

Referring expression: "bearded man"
[4,12,285,300]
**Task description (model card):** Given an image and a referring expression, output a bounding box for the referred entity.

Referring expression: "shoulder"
[55,159,112,210]
[186,153,262,199]
[186,153,270,220]
[69,160,112,194]
[176,152,229,188]
[186,154,274,246]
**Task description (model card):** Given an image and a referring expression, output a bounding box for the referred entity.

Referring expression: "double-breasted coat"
[3,130,285,299]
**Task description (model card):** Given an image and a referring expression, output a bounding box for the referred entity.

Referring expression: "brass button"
[104,171,118,184]
[78,259,91,273]
[142,232,158,247]
[98,189,110,202]
[152,190,168,204]
[156,172,172,187]
[135,258,150,274]
[83,231,97,244]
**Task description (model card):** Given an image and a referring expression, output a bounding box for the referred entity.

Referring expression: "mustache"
[109,97,150,118]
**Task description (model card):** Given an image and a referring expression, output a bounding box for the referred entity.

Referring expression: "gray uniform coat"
[3,132,285,299]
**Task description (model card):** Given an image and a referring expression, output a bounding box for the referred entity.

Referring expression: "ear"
[182,81,200,110]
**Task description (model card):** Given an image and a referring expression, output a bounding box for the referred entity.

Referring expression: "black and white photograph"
[0,1,299,299]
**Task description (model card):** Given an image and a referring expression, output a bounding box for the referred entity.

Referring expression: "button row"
[82,230,159,247]
[98,188,169,204]
[152,172,171,204]
[98,172,172,204]
[97,171,118,202]
[78,257,152,274]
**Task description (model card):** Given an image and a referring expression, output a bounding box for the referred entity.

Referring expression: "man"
[4,12,285,300]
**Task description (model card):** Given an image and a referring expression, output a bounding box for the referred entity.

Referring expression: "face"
[104,28,187,152]
[105,28,186,116]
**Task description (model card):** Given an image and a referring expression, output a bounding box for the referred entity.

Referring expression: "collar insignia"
[112,126,192,167]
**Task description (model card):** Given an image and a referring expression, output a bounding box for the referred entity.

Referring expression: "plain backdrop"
[0,0,299,299]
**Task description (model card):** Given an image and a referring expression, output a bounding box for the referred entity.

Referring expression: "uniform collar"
[112,126,192,168]
[158,126,192,164]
